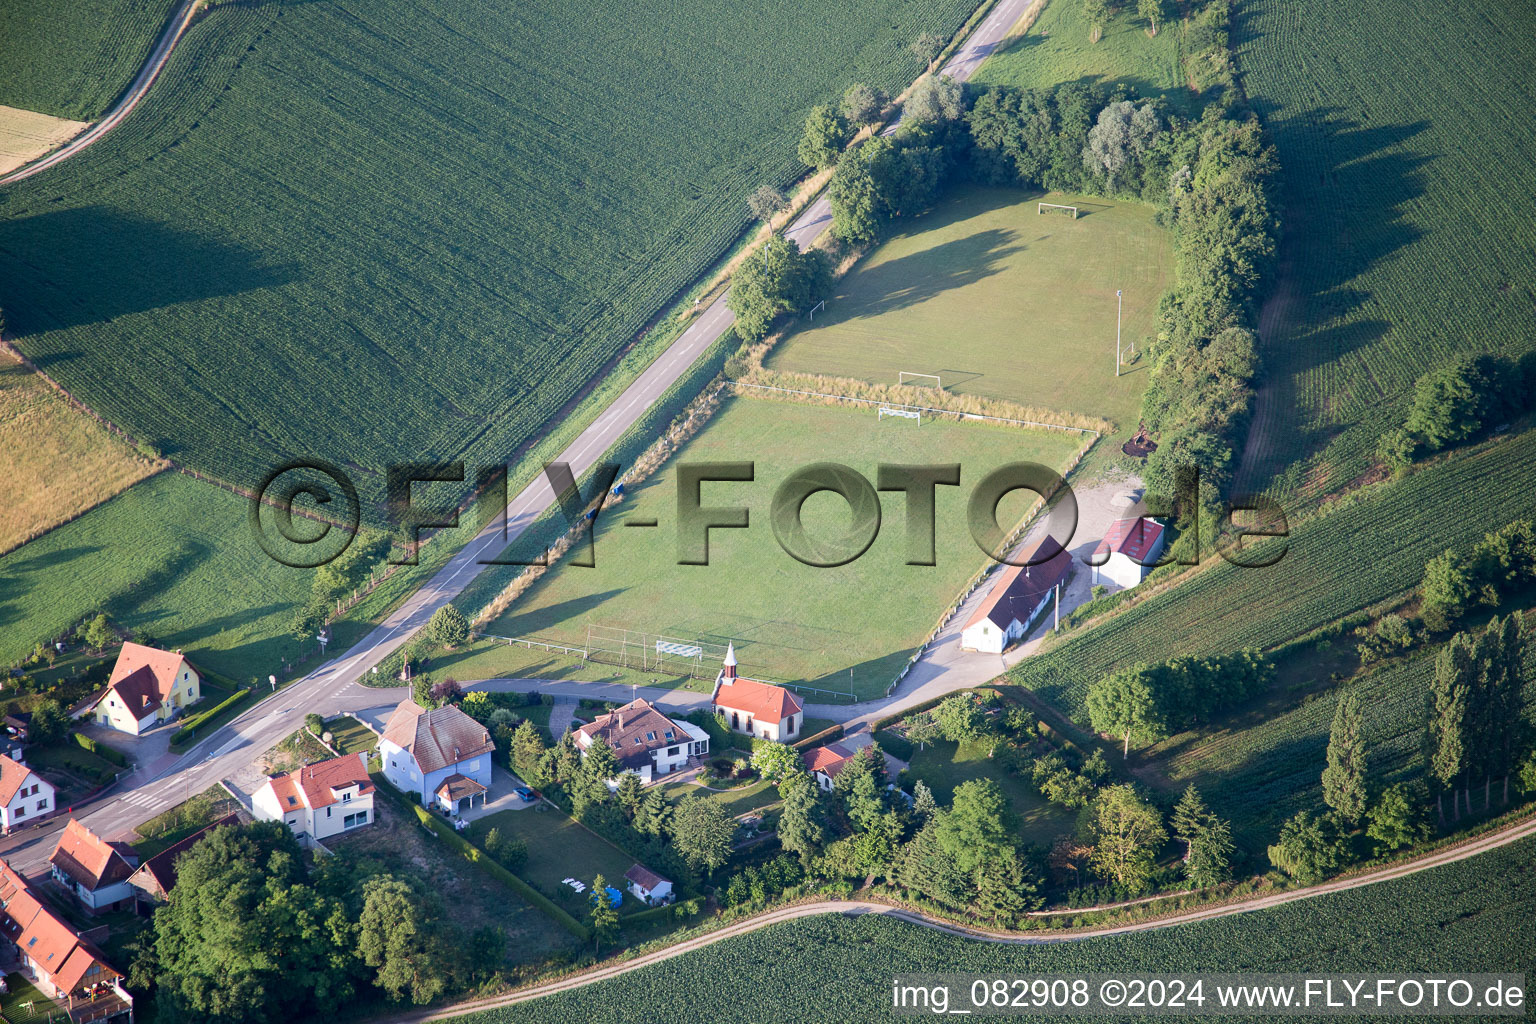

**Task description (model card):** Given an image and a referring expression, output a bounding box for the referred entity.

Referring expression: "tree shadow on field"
[493,589,631,643]
[0,206,294,339]
[837,228,1023,321]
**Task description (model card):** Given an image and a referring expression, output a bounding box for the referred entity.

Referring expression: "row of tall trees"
[1085,649,1272,754]
[1427,614,1529,819]
[1420,518,1536,632]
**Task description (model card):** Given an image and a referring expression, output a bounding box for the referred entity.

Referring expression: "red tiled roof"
[624,863,668,891]
[963,536,1071,631]
[0,753,39,804]
[0,861,120,994]
[50,819,134,892]
[381,701,494,774]
[85,643,194,718]
[575,699,688,771]
[264,752,371,813]
[1093,517,1165,563]
[803,743,854,777]
[711,675,803,725]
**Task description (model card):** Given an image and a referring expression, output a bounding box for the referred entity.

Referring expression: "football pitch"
[483,396,1086,700]
[765,187,1173,431]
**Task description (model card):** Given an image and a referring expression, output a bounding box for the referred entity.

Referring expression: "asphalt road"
[0,0,1038,873]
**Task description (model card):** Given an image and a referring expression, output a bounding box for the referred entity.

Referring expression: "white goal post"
[898,371,942,389]
[878,405,921,424]
[1038,202,1078,219]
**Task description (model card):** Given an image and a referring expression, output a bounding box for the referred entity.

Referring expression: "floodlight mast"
[1115,289,1123,378]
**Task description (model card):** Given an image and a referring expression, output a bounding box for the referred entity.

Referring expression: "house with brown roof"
[78,643,202,735]
[127,814,238,910]
[710,644,803,742]
[1091,516,1167,589]
[252,752,374,842]
[959,536,1072,655]
[803,742,855,792]
[379,700,494,813]
[48,820,137,914]
[0,860,133,1022]
[0,753,56,833]
[623,863,673,905]
[573,699,709,784]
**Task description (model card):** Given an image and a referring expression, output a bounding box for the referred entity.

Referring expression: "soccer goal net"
[1038,202,1078,219]
[878,405,921,424]
[898,371,942,389]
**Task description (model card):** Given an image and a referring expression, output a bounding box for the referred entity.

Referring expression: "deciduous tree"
[797,104,850,169]
[358,875,444,1005]
[671,796,737,873]
[1088,784,1166,889]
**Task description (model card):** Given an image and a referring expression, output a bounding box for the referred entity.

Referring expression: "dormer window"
[645,732,656,742]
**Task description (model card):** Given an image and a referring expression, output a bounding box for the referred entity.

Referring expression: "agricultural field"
[482,396,1086,699]
[0,472,312,677]
[765,187,1172,430]
[465,834,1536,1023]
[970,0,1192,110]
[900,736,1078,847]
[0,0,170,121]
[1010,425,1536,721]
[0,0,977,511]
[0,350,162,554]
[0,105,87,176]
[1232,0,1536,498]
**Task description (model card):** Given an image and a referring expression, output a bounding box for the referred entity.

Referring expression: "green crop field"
[1010,425,1536,721]
[0,472,313,677]
[1232,0,1536,499]
[766,187,1172,430]
[457,834,1536,1023]
[0,0,976,511]
[901,736,1078,846]
[970,0,1192,110]
[482,396,1085,698]
[0,0,171,120]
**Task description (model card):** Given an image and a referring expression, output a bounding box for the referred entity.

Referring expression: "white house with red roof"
[624,863,674,905]
[49,819,138,914]
[379,700,495,812]
[79,642,202,735]
[710,644,803,742]
[959,536,1073,655]
[574,698,709,784]
[0,752,55,832]
[803,742,855,792]
[253,752,374,842]
[1092,517,1167,589]
[0,860,133,1022]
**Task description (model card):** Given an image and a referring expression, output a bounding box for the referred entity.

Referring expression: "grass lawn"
[0,973,63,1024]
[901,737,1077,847]
[27,740,120,801]
[0,351,161,556]
[483,396,1084,699]
[765,187,1173,431]
[0,0,171,120]
[331,798,575,963]
[432,638,715,700]
[660,778,781,820]
[971,0,1194,111]
[132,785,240,857]
[325,715,377,755]
[468,805,642,915]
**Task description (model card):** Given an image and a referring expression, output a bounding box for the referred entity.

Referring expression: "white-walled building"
[1092,517,1167,589]
[49,819,137,914]
[710,644,803,742]
[0,753,54,832]
[379,701,495,813]
[573,698,708,784]
[79,643,202,735]
[959,536,1072,654]
[624,863,674,905]
[253,751,374,841]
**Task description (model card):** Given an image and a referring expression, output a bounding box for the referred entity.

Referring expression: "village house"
[379,700,494,813]
[803,742,855,792]
[710,644,803,742]
[252,752,374,842]
[127,814,239,912]
[959,536,1072,655]
[0,753,55,833]
[77,643,202,736]
[48,820,137,915]
[573,698,709,784]
[1091,516,1167,589]
[624,863,673,906]
[0,860,133,1022]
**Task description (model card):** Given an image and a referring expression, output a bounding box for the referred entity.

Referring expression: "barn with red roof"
[958,536,1072,654]
[1092,516,1166,589]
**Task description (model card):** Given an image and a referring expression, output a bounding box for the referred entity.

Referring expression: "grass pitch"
[765,188,1173,431]
[483,396,1085,699]
[0,351,161,554]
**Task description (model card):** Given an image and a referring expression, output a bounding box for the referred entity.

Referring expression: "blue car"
[515,787,536,803]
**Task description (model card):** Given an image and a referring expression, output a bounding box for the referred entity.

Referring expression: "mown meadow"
[0,0,977,516]
[1233,0,1536,499]
[458,835,1536,1023]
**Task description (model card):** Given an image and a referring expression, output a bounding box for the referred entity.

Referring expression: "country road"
[398,814,1536,1022]
[0,0,1039,871]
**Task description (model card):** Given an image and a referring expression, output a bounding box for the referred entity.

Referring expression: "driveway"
[78,720,177,776]
[459,764,537,822]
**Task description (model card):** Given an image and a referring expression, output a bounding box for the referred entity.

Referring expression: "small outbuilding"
[959,536,1072,654]
[1091,517,1166,589]
[624,863,673,905]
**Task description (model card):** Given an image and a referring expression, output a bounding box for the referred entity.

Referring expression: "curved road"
[0,0,200,186]
[402,813,1536,1022]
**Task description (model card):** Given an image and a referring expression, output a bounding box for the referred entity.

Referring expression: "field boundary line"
[396,812,1536,1022]
[731,380,1100,435]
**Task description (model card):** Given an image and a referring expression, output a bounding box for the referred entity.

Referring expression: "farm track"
[0,0,196,185]
[397,813,1536,1021]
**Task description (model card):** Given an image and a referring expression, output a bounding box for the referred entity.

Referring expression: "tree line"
[1085,649,1273,754]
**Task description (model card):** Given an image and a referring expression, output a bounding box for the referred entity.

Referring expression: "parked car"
[514,787,536,803]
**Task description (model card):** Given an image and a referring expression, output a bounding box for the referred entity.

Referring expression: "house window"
[14,808,22,819]
[667,746,679,756]
[326,807,332,818]
[786,715,795,733]
[35,801,45,812]
[468,759,479,771]
[731,712,739,729]
[343,811,367,829]
[342,792,352,802]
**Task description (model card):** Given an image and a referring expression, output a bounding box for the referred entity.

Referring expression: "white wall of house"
[309,787,373,840]
[628,878,673,904]
[718,708,798,742]
[1094,538,1165,589]
[1,775,54,829]
[50,868,134,912]
[93,697,156,735]
[379,737,491,805]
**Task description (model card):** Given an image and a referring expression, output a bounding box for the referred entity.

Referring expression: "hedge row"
[169,688,251,745]
[622,898,703,929]
[73,731,127,766]
[792,722,844,751]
